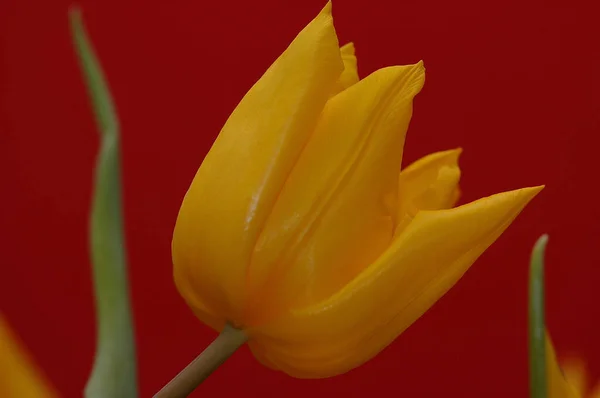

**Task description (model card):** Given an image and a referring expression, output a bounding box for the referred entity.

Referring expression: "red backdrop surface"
[2,0,600,397]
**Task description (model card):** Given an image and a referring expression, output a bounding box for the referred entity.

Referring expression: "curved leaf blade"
[529,234,549,398]
[69,8,138,398]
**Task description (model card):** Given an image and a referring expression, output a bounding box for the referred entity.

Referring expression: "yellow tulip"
[0,315,58,398]
[172,2,542,378]
[547,332,600,398]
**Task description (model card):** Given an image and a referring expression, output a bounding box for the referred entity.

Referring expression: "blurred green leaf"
[69,8,138,398]
[529,234,548,398]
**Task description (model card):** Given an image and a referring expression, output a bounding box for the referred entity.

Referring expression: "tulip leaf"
[69,8,138,398]
[529,234,548,398]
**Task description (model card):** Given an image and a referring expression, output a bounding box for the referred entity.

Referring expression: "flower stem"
[154,324,247,398]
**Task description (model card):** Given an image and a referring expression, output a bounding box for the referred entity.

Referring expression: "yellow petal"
[331,42,359,94]
[561,356,588,396]
[546,333,581,398]
[248,186,542,378]
[172,2,344,325]
[244,63,425,323]
[395,148,462,234]
[0,315,58,398]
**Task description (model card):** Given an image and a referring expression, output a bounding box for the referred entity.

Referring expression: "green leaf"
[529,234,548,398]
[69,8,138,398]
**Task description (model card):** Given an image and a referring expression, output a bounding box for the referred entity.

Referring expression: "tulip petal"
[172,2,344,324]
[249,186,542,378]
[331,42,359,94]
[244,63,425,323]
[396,148,462,234]
[546,334,581,398]
[0,315,58,398]
[560,357,588,397]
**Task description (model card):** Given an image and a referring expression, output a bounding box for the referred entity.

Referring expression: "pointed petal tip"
[433,147,464,162]
[396,60,425,74]
[365,61,425,92]
[412,61,426,90]
[443,147,463,161]
[389,61,426,96]
[340,42,355,55]
[494,185,544,213]
[313,1,339,51]
[503,185,544,200]
[505,185,544,206]
[409,60,425,74]
[523,185,545,197]
[429,148,462,167]
[446,184,542,215]
[400,148,463,176]
[452,148,463,163]
[321,1,333,17]
[411,60,425,75]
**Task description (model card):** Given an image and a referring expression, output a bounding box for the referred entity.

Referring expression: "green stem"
[154,324,247,398]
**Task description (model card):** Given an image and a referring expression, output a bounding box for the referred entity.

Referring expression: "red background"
[2,0,600,396]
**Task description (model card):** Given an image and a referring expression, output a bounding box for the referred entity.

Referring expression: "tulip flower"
[0,315,58,398]
[166,2,542,394]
